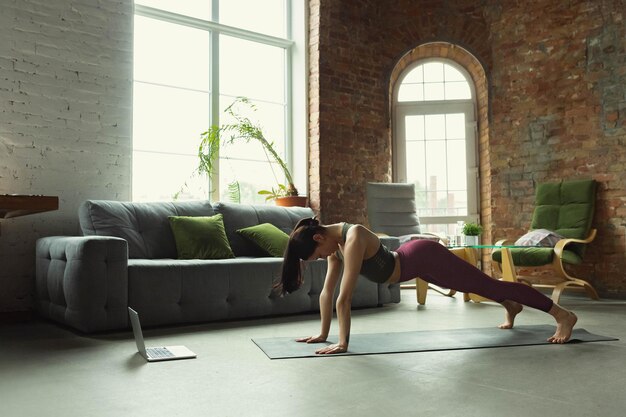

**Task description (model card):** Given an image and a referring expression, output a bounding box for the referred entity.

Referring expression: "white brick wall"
[0,0,133,312]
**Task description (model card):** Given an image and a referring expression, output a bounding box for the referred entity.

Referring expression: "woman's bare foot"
[548,306,578,344]
[499,300,523,329]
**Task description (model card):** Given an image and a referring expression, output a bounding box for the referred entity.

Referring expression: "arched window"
[393,59,478,235]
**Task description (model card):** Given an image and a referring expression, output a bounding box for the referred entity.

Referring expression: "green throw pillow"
[168,214,235,259]
[236,223,289,257]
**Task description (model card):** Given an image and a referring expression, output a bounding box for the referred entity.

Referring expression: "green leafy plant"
[226,180,241,203]
[197,97,298,200]
[462,222,483,236]
[257,184,291,201]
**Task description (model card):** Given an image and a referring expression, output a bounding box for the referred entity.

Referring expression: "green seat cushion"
[168,214,235,259]
[491,247,582,266]
[236,223,289,257]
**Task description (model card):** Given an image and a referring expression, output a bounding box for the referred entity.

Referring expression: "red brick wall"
[309,0,626,297]
[309,0,393,218]
[309,0,491,217]
[486,0,626,297]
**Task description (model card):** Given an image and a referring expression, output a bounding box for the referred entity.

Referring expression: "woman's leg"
[396,240,553,311]
[499,299,524,329]
[396,240,577,342]
[546,303,578,344]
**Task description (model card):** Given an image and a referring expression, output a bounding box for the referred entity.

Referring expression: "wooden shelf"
[0,195,59,219]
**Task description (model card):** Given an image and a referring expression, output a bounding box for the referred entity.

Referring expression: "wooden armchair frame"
[493,229,599,303]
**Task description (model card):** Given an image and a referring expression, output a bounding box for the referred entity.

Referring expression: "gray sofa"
[35,200,400,333]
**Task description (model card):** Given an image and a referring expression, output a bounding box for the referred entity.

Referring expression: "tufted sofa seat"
[35,200,400,333]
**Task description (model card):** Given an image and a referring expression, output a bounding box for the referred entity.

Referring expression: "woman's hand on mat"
[295,335,327,343]
[315,343,347,355]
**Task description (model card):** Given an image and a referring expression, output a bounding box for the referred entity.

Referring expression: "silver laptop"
[128,307,196,362]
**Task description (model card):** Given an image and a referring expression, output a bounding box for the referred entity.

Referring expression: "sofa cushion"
[169,214,235,259]
[126,258,385,327]
[214,202,314,256]
[79,200,215,259]
[236,223,289,257]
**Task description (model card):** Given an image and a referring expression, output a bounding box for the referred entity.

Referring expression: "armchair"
[365,182,454,304]
[491,179,599,303]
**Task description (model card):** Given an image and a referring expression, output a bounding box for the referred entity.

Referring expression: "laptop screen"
[128,307,147,356]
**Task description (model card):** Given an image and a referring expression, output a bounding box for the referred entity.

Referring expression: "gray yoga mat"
[252,325,617,359]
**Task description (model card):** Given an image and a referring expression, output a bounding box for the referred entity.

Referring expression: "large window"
[132,0,306,203]
[393,60,479,235]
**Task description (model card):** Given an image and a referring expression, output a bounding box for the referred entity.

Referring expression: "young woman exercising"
[277,218,578,355]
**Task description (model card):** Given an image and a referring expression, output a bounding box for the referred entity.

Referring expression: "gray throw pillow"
[515,229,565,247]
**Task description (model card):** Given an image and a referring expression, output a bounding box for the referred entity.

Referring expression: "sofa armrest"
[378,282,401,304]
[36,236,129,333]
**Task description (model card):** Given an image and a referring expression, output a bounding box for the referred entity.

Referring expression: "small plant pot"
[464,235,479,246]
[275,196,308,207]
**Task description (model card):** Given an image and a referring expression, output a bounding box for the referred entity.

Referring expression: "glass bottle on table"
[454,221,465,246]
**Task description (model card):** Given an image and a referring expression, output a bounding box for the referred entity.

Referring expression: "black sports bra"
[335,223,396,284]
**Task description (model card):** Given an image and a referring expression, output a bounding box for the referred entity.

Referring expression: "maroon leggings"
[396,240,554,312]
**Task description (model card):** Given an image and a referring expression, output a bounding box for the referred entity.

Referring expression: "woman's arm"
[296,253,342,343]
[315,226,371,354]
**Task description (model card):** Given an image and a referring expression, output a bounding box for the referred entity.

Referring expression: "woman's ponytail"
[274,217,323,296]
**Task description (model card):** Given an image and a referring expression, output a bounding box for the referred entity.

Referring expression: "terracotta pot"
[274,196,308,207]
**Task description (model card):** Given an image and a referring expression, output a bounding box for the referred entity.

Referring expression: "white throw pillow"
[514,229,565,247]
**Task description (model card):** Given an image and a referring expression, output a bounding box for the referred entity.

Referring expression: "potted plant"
[462,222,483,246]
[197,97,307,207]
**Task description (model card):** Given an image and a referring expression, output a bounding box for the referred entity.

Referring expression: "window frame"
[392,58,480,227]
[132,1,306,202]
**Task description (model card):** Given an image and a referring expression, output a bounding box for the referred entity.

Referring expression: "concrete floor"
[1,290,625,417]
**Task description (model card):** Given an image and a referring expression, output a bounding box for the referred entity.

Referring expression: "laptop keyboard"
[147,347,175,359]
